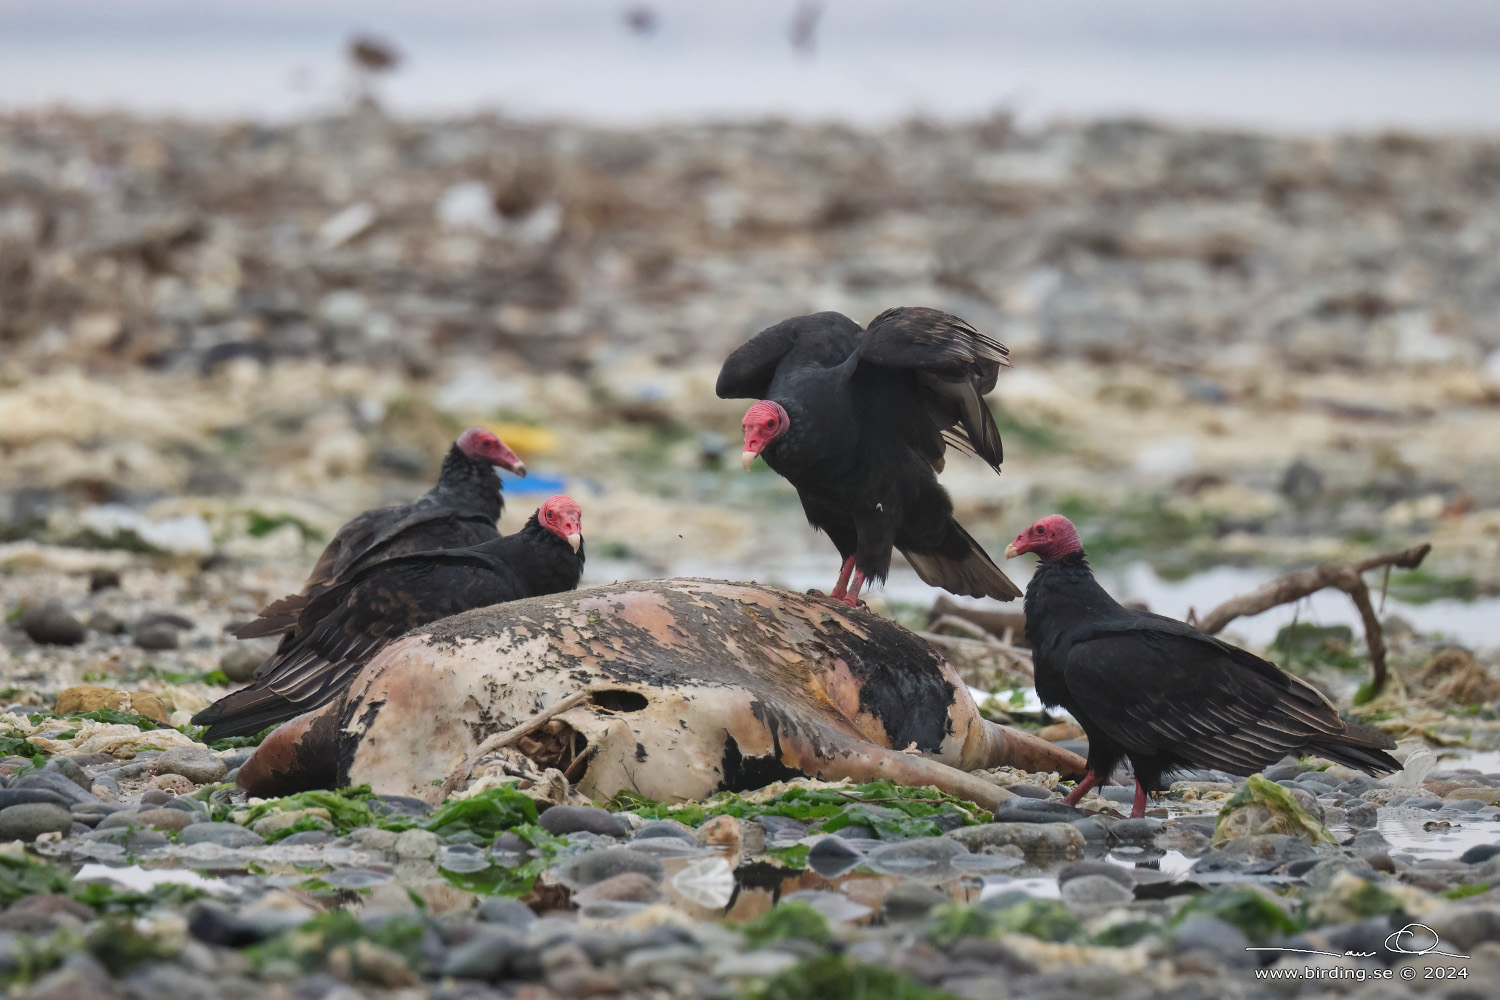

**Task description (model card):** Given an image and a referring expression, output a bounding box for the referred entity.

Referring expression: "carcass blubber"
[238,579,1085,810]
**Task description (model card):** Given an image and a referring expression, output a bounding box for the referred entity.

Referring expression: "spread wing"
[715,311,862,399]
[233,506,497,640]
[1061,619,1352,774]
[855,307,1008,470]
[197,549,525,739]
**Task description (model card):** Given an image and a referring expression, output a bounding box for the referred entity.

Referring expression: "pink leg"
[829,556,856,601]
[1131,781,1148,819]
[840,569,867,608]
[1061,770,1101,806]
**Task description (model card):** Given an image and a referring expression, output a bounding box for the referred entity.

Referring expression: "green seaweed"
[608,781,986,834]
[247,910,430,972]
[1385,569,1478,605]
[1213,774,1335,846]
[246,511,326,543]
[743,901,832,949]
[748,954,957,1000]
[1173,886,1302,945]
[927,902,998,950]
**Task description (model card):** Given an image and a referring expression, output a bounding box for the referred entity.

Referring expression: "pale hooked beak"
[1004,542,1019,559]
[566,532,582,552]
[741,449,759,471]
[510,459,527,478]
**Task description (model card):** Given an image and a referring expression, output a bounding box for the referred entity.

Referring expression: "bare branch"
[1194,542,1430,699]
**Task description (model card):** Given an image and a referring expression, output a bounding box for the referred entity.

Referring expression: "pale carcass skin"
[239,579,1084,810]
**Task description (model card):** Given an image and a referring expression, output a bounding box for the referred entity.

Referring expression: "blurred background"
[2,0,1499,658]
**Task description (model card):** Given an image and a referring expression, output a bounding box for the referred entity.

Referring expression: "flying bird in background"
[717,307,1020,607]
[1008,514,1401,818]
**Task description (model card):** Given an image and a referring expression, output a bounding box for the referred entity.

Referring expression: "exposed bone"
[1188,543,1432,698]
[440,690,588,800]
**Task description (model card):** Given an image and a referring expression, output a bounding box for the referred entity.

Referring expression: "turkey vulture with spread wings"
[235,426,525,642]
[195,496,584,740]
[716,307,1020,606]
[1008,514,1401,818]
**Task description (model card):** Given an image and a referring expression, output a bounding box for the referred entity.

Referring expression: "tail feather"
[233,592,309,639]
[191,687,305,742]
[901,523,1021,602]
[1309,720,1401,776]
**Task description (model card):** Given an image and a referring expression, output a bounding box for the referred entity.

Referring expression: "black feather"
[1024,551,1401,795]
[195,513,583,740]
[234,442,506,643]
[715,307,1019,602]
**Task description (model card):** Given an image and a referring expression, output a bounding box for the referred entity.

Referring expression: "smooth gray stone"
[476,897,537,930]
[0,789,71,809]
[882,881,948,920]
[10,771,96,805]
[0,803,71,840]
[1108,817,1164,844]
[552,848,664,889]
[633,820,695,843]
[991,799,1083,823]
[21,600,85,645]
[43,758,92,791]
[152,747,227,785]
[179,822,265,848]
[442,927,523,980]
[1057,859,1136,888]
[1060,874,1134,908]
[538,804,629,838]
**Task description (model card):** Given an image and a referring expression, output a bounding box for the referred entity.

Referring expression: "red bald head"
[538,495,582,551]
[457,427,526,476]
[1005,515,1083,562]
[740,400,790,470]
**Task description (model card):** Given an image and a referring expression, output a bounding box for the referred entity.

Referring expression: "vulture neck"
[435,444,504,521]
[1023,551,1119,632]
[508,514,585,594]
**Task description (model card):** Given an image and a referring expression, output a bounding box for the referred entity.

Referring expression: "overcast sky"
[3,1,1498,130]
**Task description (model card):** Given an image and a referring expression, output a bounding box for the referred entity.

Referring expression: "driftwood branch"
[928,596,1029,648]
[439,690,587,800]
[917,629,1035,683]
[1191,543,1431,698]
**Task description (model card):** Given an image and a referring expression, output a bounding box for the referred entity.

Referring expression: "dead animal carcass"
[239,579,1085,809]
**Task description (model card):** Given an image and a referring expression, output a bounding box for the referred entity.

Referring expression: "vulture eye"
[546,510,554,520]
[765,419,775,429]
[1035,526,1046,534]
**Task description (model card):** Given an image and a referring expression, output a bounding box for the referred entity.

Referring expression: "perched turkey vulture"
[1007,514,1401,818]
[235,427,525,642]
[195,496,584,740]
[716,307,1020,607]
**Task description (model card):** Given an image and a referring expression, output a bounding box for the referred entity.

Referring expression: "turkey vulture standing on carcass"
[195,496,585,740]
[716,307,1021,607]
[234,426,526,642]
[1007,514,1401,818]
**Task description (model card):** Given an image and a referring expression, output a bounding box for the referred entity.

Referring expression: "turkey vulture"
[195,496,584,740]
[235,426,525,641]
[1007,514,1401,818]
[716,307,1020,607]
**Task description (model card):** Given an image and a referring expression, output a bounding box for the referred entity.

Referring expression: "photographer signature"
[1245,922,1470,960]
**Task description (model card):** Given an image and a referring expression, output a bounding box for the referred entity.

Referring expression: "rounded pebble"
[21,600,85,646]
[0,802,73,840]
[538,804,630,838]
